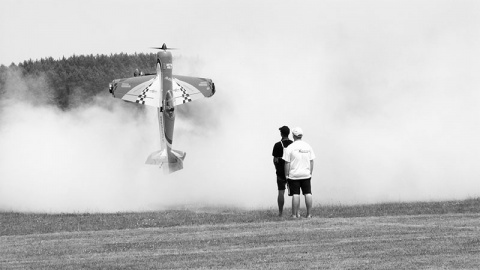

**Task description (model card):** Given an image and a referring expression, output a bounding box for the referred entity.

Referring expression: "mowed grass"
[1,199,480,269]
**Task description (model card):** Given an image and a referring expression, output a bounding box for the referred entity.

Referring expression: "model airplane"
[108,44,215,173]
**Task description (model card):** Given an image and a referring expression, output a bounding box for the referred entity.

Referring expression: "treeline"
[0,52,158,109]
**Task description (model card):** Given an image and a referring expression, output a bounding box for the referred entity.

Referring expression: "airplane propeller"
[151,43,177,51]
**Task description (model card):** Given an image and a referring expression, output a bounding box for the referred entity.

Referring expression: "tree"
[0,52,158,109]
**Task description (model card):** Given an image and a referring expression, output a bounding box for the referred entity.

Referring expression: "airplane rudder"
[168,157,184,173]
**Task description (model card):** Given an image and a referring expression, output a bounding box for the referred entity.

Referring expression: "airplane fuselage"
[157,51,178,167]
[108,44,214,173]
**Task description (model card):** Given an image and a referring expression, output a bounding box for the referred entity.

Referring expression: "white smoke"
[0,67,261,213]
[0,75,157,212]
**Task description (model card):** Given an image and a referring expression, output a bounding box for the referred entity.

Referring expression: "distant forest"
[0,53,158,109]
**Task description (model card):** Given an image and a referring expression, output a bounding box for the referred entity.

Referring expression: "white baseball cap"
[292,127,303,137]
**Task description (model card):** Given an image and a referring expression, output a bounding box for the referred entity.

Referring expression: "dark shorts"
[276,176,287,190]
[277,176,293,196]
[287,178,312,195]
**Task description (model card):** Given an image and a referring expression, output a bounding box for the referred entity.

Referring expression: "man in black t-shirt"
[272,126,293,216]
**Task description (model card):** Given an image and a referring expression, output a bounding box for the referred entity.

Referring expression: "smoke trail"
[0,72,151,212]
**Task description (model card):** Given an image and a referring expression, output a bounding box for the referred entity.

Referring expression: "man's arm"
[272,143,280,165]
[273,157,279,164]
[284,162,290,179]
[310,160,314,175]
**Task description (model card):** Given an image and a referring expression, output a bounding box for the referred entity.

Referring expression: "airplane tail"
[145,149,186,174]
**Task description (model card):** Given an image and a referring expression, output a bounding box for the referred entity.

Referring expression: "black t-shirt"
[272,139,293,178]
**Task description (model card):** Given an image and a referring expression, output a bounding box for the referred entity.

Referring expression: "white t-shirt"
[282,140,315,180]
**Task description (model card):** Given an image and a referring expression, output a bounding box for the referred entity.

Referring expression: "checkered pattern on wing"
[135,81,154,104]
[179,85,192,104]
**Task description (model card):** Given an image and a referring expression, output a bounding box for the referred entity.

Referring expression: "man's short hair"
[279,126,290,136]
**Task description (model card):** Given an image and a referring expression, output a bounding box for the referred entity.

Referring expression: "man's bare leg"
[277,190,285,216]
[305,193,313,218]
[292,194,301,218]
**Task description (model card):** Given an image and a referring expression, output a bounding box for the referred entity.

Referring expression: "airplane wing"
[171,75,215,107]
[109,75,161,108]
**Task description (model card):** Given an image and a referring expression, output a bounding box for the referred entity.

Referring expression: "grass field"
[1,199,480,269]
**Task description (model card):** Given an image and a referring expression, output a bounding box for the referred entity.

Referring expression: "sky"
[1,0,480,212]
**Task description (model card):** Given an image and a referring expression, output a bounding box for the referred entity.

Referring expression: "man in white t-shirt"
[283,127,315,218]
